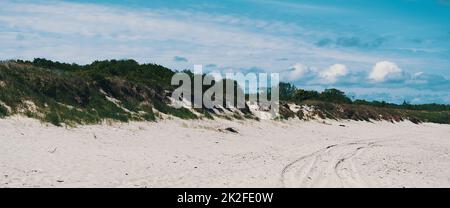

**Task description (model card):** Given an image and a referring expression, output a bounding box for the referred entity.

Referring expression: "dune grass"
[1,59,449,125]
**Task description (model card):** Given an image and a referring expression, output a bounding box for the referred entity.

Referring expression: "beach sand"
[1,116,449,188]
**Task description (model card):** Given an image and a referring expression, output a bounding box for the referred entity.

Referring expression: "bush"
[45,111,62,126]
[0,105,8,117]
[319,89,352,103]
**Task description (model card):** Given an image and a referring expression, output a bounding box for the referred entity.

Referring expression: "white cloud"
[406,71,450,88]
[0,0,383,70]
[282,63,313,81]
[319,64,348,83]
[342,86,450,104]
[368,61,403,82]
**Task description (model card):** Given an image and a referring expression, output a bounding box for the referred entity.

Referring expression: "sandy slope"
[0,116,449,188]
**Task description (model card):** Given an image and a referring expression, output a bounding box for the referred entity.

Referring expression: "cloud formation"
[282,60,449,100]
[319,64,349,84]
[315,37,385,49]
[0,0,386,70]
[173,56,188,62]
[282,64,313,81]
[368,61,404,82]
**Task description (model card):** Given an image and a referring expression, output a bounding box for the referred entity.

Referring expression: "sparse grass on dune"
[295,100,450,124]
[0,60,199,126]
[0,59,449,126]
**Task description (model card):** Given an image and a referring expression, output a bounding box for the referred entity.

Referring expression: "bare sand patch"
[1,116,449,187]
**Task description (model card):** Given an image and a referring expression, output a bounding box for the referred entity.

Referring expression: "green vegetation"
[277,82,450,124]
[0,59,449,126]
[0,59,199,126]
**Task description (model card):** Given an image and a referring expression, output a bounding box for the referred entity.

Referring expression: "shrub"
[45,110,62,126]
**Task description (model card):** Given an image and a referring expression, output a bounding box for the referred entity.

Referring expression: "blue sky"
[1,0,449,104]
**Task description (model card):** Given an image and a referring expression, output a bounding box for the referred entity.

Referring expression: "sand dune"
[1,116,449,188]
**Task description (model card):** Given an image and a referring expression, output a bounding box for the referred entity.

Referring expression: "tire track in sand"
[280,139,387,188]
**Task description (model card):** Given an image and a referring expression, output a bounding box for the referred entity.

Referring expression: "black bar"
[0,188,448,207]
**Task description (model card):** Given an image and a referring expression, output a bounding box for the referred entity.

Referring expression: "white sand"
[1,116,449,188]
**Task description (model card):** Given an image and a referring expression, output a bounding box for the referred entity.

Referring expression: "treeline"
[12,59,450,112]
[1,58,449,125]
[279,82,351,104]
[278,82,450,112]
[0,58,204,125]
[15,58,176,90]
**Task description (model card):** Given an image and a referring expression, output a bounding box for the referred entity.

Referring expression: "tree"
[278,82,297,101]
[319,88,352,103]
[293,89,319,101]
